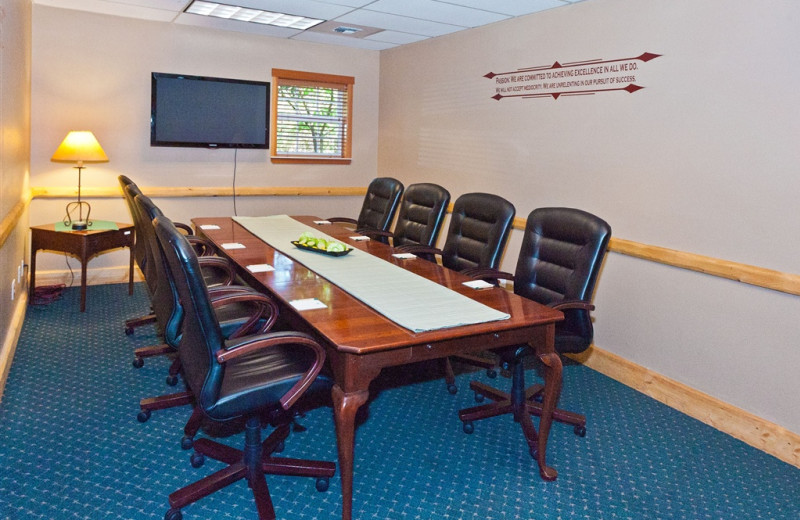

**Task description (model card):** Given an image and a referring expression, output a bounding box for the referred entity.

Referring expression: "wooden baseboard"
[569,346,800,469]
[0,292,28,403]
[31,266,144,288]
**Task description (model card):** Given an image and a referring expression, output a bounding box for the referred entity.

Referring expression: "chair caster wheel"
[132,357,144,369]
[529,446,538,459]
[574,425,587,437]
[137,410,151,423]
[166,374,179,386]
[125,327,134,336]
[447,383,458,395]
[274,441,285,454]
[165,508,182,520]
[533,393,544,403]
[315,477,330,492]
[190,452,205,468]
[486,368,497,378]
[462,421,474,434]
[473,391,484,403]
[181,436,194,450]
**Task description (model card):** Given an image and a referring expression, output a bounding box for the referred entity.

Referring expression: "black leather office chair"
[397,192,516,393]
[119,176,218,336]
[328,177,404,238]
[458,208,611,460]
[119,176,157,334]
[127,186,235,370]
[134,193,277,428]
[361,182,450,249]
[154,215,336,520]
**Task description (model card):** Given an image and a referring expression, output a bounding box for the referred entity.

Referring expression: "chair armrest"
[198,256,236,286]
[460,267,515,282]
[186,235,217,256]
[174,222,194,235]
[356,228,392,239]
[207,287,279,337]
[550,299,595,312]
[207,284,258,299]
[327,217,358,226]
[394,244,442,256]
[216,332,326,410]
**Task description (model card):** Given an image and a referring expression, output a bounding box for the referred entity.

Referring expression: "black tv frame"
[150,72,270,149]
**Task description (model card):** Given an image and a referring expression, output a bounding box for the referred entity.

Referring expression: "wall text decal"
[486,52,661,100]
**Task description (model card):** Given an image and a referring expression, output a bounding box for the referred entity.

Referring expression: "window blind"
[271,69,354,161]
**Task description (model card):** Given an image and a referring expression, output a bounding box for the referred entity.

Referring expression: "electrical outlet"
[10,278,15,301]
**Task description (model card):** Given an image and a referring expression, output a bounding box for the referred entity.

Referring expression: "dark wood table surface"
[29,222,134,311]
[193,216,564,520]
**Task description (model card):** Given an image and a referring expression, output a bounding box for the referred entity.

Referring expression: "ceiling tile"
[292,30,397,50]
[304,0,375,7]
[334,9,464,37]
[105,0,189,10]
[34,0,185,21]
[443,0,570,17]
[364,30,430,46]
[366,0,509,28]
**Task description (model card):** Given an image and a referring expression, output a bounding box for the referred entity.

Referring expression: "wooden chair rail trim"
[0,194,31,249]
[569,345,800,469]
[29,186,367,199]
[605,237,800,296]
[507,214,799,297]
[23,186,799,297]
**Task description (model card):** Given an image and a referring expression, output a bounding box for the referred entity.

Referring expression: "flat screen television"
[150,72,269,149]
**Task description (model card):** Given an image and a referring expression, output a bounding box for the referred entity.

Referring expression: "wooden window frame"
[270,69,354,164]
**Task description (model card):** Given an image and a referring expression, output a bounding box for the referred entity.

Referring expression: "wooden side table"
[29,222,135,312]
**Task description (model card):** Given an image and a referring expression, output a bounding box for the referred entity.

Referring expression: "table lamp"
[51,131,109,230]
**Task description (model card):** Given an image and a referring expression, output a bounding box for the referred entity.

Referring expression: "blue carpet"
[1,283,799,519]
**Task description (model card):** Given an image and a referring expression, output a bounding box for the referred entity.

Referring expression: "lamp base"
[64,201,92,231]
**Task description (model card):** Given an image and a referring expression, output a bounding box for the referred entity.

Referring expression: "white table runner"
[233,215,509,333]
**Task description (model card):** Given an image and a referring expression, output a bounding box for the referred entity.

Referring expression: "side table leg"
[80,249,88,312]
[28,249,38,304]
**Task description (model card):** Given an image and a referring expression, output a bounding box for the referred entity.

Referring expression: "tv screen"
[150,72,269,149]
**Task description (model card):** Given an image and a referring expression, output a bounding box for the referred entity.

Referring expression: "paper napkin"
[290,298,327,310]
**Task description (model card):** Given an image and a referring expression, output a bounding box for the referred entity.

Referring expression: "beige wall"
[29,5,378,273]
[0,0,32,393]
[378,0,800,433]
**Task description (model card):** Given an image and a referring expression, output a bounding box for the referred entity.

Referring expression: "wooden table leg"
[331,385,369,520]
[533,351,562,481]
[80,245,88,312]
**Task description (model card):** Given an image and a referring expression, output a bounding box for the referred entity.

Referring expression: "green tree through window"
[271,69,354,163]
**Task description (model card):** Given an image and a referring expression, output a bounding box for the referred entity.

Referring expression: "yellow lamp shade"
[51,131,109,164]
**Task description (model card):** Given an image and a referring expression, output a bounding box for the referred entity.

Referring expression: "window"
[271,69,354,164]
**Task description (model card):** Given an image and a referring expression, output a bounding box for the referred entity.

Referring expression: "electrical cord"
[232,148,238,216]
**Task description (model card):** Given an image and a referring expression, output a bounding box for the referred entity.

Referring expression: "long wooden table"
[193,216,565,520]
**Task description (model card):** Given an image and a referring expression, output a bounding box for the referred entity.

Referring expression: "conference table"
[193,216,565,520]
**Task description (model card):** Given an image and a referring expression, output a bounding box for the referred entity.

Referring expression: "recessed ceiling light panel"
[185,1,324,30]
[334,26,362,35]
